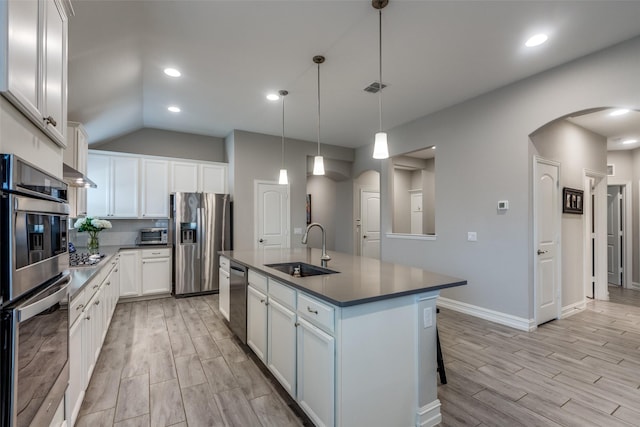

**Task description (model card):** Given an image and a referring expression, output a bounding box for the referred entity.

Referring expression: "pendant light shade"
[373,132,389,159]
[313,55,325,176]
[278,90,289,185]
[278,169,288,185]
[313,156,325,175]
[372,0,389,159]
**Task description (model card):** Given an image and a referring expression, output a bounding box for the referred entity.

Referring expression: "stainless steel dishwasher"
[229,261,247,343]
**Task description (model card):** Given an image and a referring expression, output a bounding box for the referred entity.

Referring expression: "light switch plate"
[468,232,477,241]
[498,200,509,210]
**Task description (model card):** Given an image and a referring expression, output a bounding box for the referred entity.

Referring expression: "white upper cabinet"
[87,152,139,218]
[0,0,69,147]
[171,160,228,194]
[170,161,199,193]
[65,122,89,217]
[141,159,169,218]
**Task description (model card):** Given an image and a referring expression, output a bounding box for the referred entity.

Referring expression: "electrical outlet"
[294,227,303,235]
[423,307,433,328]
[468,232,477,241]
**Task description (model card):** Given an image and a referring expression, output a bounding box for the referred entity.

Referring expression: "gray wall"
[531,120,607,308]
[306,176,337,250]
[353,35,640,321]
[393,169,412,233]
[608,149,640,284]
[230,130,354,251]
[422,159,436,234]
[92,127,226,162]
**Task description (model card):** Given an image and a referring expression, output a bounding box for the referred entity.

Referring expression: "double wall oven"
[0,154,71,427]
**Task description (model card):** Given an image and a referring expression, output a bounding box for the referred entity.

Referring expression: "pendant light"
[372,0,389,159]
[278,90,289,185]
[313,55,326,175]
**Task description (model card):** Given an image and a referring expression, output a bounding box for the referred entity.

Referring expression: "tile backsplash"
[69,219,169,247]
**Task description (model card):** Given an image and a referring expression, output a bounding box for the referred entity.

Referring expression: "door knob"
[259,239,264,243]
[363,235,367,239]
[537,249,548,255]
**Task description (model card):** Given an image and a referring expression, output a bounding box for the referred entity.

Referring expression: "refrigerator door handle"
[196,207,202,259]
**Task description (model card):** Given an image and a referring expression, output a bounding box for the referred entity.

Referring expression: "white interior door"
[361,190,380,259]
[607,185,622,286]
[410,193,423,234]
[534,159,560,325]
[255,181,289,249]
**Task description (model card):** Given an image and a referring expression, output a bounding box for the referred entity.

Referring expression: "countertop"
[220,248,466,307]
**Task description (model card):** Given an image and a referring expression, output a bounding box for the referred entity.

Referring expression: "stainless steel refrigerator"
[170,192,231,296]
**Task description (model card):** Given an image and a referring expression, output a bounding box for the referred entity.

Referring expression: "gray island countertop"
[220,248,466,307]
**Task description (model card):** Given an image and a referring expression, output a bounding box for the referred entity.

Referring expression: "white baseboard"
[437,297,535,332]
[416,399,442,427]
[561,300,586,318]
[631,282,640,290]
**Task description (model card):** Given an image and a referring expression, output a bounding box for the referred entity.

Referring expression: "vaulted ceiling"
[68,1,640,148]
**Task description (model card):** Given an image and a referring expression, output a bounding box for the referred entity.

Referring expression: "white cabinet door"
[219,267,230,321]
[199,163,227,193]
[105,258,120,322]
[247,285,268,362]
[297,317,335,427]
[171,161,199,193]
[141,159,169,218]
[2,0,40,122]
[119,250,141,297]
[86,154,111,217]
[267,298,297,397]
[67,316,84,426]
[141,257,171,295]
[111,156,139,217]
[42,0,67,143]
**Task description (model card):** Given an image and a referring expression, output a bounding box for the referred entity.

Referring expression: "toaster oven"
[139,228,168,245]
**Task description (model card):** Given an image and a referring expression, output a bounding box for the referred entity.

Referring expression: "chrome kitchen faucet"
[301,222,331,267]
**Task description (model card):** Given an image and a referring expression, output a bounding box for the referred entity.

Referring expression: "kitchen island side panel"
[336,291,441,427]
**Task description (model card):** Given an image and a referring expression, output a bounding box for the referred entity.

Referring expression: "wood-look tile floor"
[437,285,640,427]
[76,294,306,427]
[79,287,640,427]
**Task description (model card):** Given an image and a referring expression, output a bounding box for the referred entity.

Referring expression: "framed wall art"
[306,194,312,224]
[563,187,583,214]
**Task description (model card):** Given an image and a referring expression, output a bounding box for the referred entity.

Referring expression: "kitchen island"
[221,248,466,427]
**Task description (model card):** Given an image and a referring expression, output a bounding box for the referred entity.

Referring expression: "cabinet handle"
[151,252,161,255]
[95,300,100,305]
[106,281,111,286]
[76,304,84,311]
[260,299,265,304]
[115,269,119,272]
[85,316,91,320]
[93,285,99,289]
[44,116,57,127]
[294,322,300,327]
[307,306,318,315]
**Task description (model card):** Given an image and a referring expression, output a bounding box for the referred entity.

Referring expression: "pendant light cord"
[281,95,285,168]
[378,8,383,133]
[317,62,321,156]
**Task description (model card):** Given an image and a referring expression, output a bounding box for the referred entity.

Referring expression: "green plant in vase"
[74,217,112,254]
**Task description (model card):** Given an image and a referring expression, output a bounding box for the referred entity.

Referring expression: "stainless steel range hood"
[63,163,97,188]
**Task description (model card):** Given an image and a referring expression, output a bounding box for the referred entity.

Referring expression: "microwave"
[139,228,168,245]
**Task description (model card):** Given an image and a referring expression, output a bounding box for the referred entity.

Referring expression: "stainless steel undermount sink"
[265,262,339,277]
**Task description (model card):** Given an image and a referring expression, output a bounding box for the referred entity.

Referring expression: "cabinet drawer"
[220,256,230,272]
[248,269,267,293]
[297,293,334,334]
[69,288,86,325]
[268,279,295,309]
[142,248,171,259]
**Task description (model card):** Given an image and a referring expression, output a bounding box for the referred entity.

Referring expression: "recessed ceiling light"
[164,68,181,77]
[266,93,280,101]
[168,106,181,113]
[622,139,638,145]
[610,109,630,117]
[431,146,436,150]
[525,34,548,47]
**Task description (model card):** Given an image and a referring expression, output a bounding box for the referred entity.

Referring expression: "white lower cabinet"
[245,270,335,424]
[141,249,171,295]
[118,250,141,297]
[246,284,267,361]
[296,317,335,427]
[68,257,119,426]
[219,256,230,321]
[119,248,171,298]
